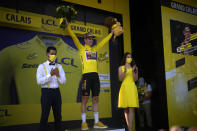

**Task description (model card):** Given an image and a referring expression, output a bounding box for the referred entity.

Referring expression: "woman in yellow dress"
[118,52,139,131]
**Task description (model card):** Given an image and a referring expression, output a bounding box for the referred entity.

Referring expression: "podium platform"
[0,119,126,131]
[70,128,125,131]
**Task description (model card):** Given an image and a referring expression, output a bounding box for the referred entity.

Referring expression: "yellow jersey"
[0,35,82,105]
[67,25,112,74]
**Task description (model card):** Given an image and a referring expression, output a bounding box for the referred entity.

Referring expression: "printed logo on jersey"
[21,57,79,69]
[85,52,97,61]
[56,57,78,68]
[21,63,39,69]
[26,52,38,60]
[0,109,12,118]
[14,42,32,49]
[98,52,109,63]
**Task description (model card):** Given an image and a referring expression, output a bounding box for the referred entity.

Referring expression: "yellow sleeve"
[93,33,113,51]
[67,25,84,50]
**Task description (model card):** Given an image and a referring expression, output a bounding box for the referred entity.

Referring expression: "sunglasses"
[87,37,94,40]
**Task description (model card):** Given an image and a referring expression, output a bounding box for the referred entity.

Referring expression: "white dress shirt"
[36,60,66,88]
[142,84,152,104]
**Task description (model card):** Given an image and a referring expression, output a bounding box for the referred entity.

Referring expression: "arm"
[118,66,126,81]
[93,32,113,51]
[67,24,83,50]
[144,84,152,100]
[141,84,152,101]
[36,64,52,85]
[132,64,138,82]
[143,91,152,100]
[57,64,66,84]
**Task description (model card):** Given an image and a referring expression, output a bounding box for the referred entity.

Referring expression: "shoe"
[94,121,108,129]
[81,122,88,130]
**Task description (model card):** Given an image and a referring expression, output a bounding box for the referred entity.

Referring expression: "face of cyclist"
[84,37,94,46]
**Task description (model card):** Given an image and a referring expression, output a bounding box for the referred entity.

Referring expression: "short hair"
[46,46,57,53]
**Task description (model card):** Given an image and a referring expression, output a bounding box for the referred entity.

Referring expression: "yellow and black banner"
[161,0,197,15]
[161,0,197,127]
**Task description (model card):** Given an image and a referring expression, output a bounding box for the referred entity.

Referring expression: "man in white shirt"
[36,46,66,131]
[136,77,152,128]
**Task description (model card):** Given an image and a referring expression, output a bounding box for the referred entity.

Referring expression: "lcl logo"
[42,18,58,26]
[0,109,11,117]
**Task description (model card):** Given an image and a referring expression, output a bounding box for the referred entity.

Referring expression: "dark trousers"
[39,88,62,131]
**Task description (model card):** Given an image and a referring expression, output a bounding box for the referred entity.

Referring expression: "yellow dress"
[118,66,139,108]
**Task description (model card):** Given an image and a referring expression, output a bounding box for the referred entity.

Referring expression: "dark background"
[0,0,168,130]
[130,0,168,130]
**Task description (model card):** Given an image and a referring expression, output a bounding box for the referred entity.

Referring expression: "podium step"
[69,128,125,131]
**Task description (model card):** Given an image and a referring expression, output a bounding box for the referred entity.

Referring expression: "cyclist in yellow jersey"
[66,21,114,130]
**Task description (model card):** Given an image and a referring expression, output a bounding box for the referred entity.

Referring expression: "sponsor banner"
[99,74,110,81]
[161,0,197,15]
[0,10,41,28]
[0,7,103,37]
[100,80,110,88]
[70,23,102,37]
[161,0,197,127]
[100,88,110,93]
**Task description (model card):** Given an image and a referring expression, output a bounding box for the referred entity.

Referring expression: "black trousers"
[39,88,62,131]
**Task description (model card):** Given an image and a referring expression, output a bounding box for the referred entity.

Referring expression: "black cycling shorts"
[81,72,100,97]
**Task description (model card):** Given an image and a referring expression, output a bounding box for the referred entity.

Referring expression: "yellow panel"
[161,5,197,127]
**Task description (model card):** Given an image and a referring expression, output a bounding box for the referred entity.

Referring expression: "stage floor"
[70,128,125,131]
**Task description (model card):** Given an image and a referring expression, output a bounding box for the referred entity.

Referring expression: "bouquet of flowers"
[104,16,123,41]
[55,5,77,29]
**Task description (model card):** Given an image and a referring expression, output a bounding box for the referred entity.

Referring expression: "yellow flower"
[59,18,64,25]
[74,11,77,15]
[56,5,65,11]
[56,6,60,11]
[67,5,70,8]
[71,8,75,11]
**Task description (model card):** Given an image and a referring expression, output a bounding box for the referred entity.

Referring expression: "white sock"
[82,113,86,123]
[94,112,99,123]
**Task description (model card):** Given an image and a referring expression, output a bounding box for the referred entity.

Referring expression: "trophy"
[104,16,124,41]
